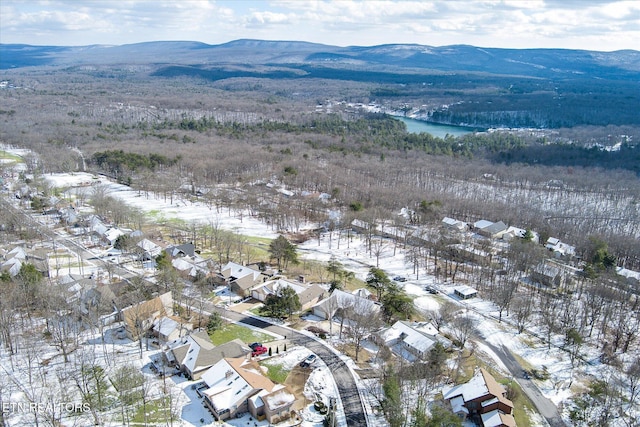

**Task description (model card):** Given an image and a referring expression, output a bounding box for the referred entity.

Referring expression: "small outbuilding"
[454,285,478,300]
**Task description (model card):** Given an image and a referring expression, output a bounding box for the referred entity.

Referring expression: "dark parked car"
[425,286,438,294]
[249,342,263,350]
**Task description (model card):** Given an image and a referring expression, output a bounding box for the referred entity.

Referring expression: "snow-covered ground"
[1,161,637,425]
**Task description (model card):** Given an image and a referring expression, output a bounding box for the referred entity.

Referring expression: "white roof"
[352,288,372,298]
[201,359,252,413]
[546,237,561,245]
[449,395,468,415]
[474,220,494,229]
[381,321,439,354]
[168,331,215,372]
[617,267,640,281]
[545,237,575,255]
[153,317,179,337]
[443,217,467,229]
[257,278,306,296]
[104,227,124,243]
[8,246,27,259]
[312,289,379,319]
[454,285,477,296]
[138,238,161,254]
[263,388,295,410]
[481,410,505,427]
[222,261,261,281]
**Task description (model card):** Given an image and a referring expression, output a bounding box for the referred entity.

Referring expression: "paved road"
[482,340,566,427]
[1,197,137,280]
[211,307,369,427]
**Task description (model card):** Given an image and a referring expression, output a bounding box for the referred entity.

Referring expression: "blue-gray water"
[394,116,476,138]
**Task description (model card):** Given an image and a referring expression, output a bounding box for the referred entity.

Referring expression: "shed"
[454,285,478,300]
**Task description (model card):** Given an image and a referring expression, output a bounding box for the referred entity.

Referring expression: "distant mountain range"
[2,39,640,80]
[2,40,639,128]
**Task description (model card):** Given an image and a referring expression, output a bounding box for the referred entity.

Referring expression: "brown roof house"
[201,357,296,423]
[251,278,326,311]
[164,331,250,380]
[120,292,173,340]
[442,368,516,427]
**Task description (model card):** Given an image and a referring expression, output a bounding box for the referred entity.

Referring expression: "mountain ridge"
[2,39,639,80]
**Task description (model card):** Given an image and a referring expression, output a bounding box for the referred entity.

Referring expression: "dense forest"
[0,64,639,271]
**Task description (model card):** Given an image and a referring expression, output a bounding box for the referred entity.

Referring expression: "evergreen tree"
[269,235,299,269]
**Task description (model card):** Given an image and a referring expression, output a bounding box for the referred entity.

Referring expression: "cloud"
[245,11,290,27]
[0,0,637,51]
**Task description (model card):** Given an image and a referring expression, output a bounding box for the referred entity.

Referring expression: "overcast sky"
[1,1,638,51]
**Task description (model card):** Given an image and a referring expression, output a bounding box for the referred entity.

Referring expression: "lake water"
[393,116,477,138]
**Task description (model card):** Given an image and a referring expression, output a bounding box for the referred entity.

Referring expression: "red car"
[252,346,268,357]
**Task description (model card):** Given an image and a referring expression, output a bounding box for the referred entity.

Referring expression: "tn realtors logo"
[2,402,91,413]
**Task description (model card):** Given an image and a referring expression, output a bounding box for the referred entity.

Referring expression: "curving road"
[482,340,566,427]
[210,307,369,427]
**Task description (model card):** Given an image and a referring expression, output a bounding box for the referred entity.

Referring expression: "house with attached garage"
[136,238,163,260]
[531,262,563,288]
[442,368,516,427]
[377,320,452,362]
[251,278,326,311]
[545,237,576,258]
[219,261,266,297]
[163,331,250,380]
[312,289,380,320]
[200,357,296,423]
[475,220,509,239]
[442,217,469,232]
[120,292,174,340]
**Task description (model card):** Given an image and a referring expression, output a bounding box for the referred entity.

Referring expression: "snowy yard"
[0,164,636,426]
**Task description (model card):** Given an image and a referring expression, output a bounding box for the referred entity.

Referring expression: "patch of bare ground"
[334,342,372,369]
[285,365,314,411]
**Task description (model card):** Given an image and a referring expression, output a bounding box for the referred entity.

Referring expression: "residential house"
[1,246,26,277]
[454,286,478,300]
[57,273,101,314]
[442,217,469,232]
[220,262,265,297]
[152,316,192,343]
[201,357,296,422]
[164,331,250,380]
[477,221,509,239]
[450,243,492,265]
[473,219,494,232]
[545,237,576,258]
[377,321,452,362]
[165,242,196,258]
[88,216,124,246]
[530,262,563,288]
[136,238,163,260]
[120,292,173,340]
[312,289,380,320]
[59,206,79,226]
[352,288,373,300]
[251,278,326,311]
[171,256,209,280]
[502,226,539,244]
[1,246,48,278]
[442,368,516,427]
